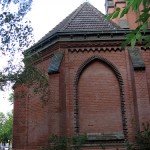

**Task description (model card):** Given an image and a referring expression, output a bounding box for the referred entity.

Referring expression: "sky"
[0,0,106,114]
[26,0,106,42]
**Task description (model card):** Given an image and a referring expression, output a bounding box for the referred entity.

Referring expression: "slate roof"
[29,2,121,51]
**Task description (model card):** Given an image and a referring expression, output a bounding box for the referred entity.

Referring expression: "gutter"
[27,29,150,53]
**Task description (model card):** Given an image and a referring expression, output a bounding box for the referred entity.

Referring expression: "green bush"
[40,134,87,150]
[41,124,150,150]
[136,123,150,150]
[126,123,150,150]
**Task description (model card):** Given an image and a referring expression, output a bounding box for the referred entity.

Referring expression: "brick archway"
[74,55,128,141]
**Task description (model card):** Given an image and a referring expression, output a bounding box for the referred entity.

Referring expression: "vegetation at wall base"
[135,123,150,150]
[40,134,87,150]
[126,123,150,150]
[40,123,150,150]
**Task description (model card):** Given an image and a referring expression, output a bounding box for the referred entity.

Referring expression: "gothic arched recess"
[74,55,128,141]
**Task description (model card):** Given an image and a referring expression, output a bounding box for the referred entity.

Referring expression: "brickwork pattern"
[73,55,127,141]
[13,46,150,150]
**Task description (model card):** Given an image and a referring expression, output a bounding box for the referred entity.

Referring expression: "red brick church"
[13,1,150,150]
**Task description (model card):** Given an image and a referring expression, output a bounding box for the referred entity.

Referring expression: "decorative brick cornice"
[141,46,150,51]
[74,55,128,141]
[69,47,124,53]
[62,41,124,49]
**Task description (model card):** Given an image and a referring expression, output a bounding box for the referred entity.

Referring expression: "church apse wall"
[12,1,150,149]
[65,46,138,143]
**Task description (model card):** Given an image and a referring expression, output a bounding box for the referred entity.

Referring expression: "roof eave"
[27,29,150,53]
[27,30,127,52]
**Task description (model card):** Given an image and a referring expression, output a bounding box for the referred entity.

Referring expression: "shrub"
[41,134,87,150]
[136,123,150,150]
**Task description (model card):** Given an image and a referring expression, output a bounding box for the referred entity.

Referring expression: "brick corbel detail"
[69,47,124,53]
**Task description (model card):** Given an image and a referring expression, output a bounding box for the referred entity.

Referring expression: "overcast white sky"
[27,0,106,42]
[0,0,105,114]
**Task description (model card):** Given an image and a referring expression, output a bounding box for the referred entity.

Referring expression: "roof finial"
[83,0,89,2]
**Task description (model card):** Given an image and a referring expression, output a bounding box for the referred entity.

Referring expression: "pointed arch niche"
[74,56,127,141]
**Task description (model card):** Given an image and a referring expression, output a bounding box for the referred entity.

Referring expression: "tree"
[0,93,13,145]
[0,0,34,89]
[0,0,33,54]
[8,93,14,105]
[0,112,13,145]
[0,1,49,100]
[0,112,6,128]
[106,0,150,48]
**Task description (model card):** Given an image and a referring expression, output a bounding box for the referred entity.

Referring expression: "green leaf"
[136,31,142,43]
[126,32,135,39]
[145,42,150,48]
[120,7,129,18]
[121,41,128,48]
[105,13,114,19]
[132,0,142,12]
[112,8,120,19]
[121,37,131,48]
[143,0,147,6]
[143,36,150,42]
[141,7,150,13]
[143,0,150,7]
[137,13,150,23]
[140,21,148,33]
[131,36,136,48]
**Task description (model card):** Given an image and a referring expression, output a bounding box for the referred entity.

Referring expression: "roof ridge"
[61,2,88,31]
[87,2,120,29]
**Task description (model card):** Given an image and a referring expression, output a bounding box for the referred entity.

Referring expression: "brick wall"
[78,61,122,133]
[59,53,67,136]
[106,0,141,29]
[63,46,133,149]
[13,42,150,150]
[13,84,28,149]
[27,87,49,147]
